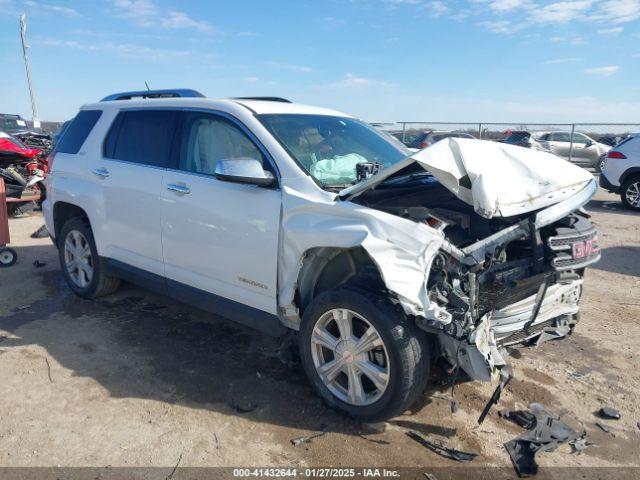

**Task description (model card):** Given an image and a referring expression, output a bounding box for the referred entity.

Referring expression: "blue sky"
[0,0,638,123]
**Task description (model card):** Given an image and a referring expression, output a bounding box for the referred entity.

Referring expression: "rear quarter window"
[55,110,103,154]
[104,110,179,167]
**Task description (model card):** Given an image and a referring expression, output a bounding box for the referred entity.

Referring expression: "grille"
[547,228,599,271]
[497,318,555,346]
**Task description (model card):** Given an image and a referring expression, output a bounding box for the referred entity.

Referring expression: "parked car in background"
[600,134,640,210]
[44,89,599,420]
[408,130,475,149]
[0,113,53,152]
[504,130,610,169]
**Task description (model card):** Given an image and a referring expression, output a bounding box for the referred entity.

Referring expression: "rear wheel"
[58,217,120,298]
[621,176,640,211]
[299,287,430,421]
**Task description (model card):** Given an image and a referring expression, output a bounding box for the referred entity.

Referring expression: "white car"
[44,89,600,420]
[600,134,640,210]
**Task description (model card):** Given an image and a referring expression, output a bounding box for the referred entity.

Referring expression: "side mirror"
[584,140,593,148]
[214,158,276,187]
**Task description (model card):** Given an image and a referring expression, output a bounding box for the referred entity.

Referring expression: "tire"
[620,175,640,211]
[298,287,430,421]
[0,247,17,268]
[57,217,120,298]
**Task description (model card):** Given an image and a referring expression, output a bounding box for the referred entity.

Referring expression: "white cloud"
[488,0,531,12]
[324,73,392,88]
[25,1,81,17]
[478,20,517,33]
[38,37,194,62]
[323,16,346,27]
[112,0,213,32]
[427,1,449,17]
[530,1,593,24]
[589,0,640,24]
[597,26,624,35]
[585,65,620,76]
[266,61,313,73]
[543,57,581,64]
[243,76,259,82]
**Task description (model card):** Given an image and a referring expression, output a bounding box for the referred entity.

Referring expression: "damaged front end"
[346,139,600,384]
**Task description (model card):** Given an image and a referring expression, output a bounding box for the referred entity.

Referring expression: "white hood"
[341,138,594,218]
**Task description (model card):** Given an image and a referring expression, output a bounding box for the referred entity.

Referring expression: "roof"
[90,92,351,118]
[231,99,350,116]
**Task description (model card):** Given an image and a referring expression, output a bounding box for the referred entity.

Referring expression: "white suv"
[600,134,640,210]
[44,89,600,420]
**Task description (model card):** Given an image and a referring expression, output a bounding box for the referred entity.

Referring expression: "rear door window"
[56,110,102,154]
[105,110,179,168]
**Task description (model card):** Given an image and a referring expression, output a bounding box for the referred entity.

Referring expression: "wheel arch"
[294,246,386,322]
[53,202,91,245]
[619,167,640,186]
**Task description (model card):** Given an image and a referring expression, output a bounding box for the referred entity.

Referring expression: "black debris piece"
[229,399,257,414]
[424,473,438,480]
[595,422,612,433]
[478,363,513,425]
[32,260,46,268]
[598,407,621,420]
[30,225,49,239]
[501,404,584,477]
[499,409,536,430]
[406,431,478,462]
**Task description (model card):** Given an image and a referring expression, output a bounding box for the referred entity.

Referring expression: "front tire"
[621,176,640,211]
[299,287,430,421]
[58,217,120,298]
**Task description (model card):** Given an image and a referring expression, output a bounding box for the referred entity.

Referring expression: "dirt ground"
[1,188,639,478]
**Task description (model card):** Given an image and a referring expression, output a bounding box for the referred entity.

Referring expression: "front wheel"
[621,176,640,211]
[298,288,430,421]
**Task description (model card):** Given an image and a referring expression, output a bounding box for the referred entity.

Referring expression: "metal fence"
[374,122,640,166]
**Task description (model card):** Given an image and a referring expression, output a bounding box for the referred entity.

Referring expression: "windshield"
[259,114,409,186]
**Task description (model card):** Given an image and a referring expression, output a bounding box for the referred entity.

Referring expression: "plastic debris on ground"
[406,431,478,462]
[598,406,621,420]
[500,404,586,477]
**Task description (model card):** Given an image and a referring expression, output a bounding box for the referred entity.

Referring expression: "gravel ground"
[0,188,639,479]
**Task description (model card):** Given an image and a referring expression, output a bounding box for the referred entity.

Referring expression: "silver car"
[532,131,610,168]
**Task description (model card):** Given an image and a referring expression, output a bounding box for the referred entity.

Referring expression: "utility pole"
[19,14,40,128]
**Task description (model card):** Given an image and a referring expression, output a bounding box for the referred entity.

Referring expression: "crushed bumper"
[490,279,582,344]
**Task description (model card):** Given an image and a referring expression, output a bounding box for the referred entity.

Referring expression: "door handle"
[92,167,110,178]
[167,183,191,194]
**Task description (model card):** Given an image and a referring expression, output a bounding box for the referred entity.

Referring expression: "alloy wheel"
[63,230,94,288]
[625,181,640,207]
[310,308,390,406]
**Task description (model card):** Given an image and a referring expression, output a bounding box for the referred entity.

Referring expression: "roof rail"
[234,97,292,103]
[101,89,205,102]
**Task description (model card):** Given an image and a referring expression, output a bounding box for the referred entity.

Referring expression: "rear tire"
[57,217,120,298]
[620,175,640,211]
[298,287,430,421]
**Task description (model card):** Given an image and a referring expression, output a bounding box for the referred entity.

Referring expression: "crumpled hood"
[341,137,594,219]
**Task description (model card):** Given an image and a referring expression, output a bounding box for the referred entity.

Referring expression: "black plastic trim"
[103,258,287,337]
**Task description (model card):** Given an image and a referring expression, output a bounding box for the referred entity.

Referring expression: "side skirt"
[103,258,287,337]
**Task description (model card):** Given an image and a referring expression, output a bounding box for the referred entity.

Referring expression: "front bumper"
[491,279,582,345]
